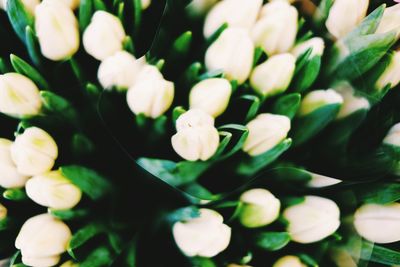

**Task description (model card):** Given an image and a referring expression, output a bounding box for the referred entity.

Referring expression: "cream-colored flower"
[0,138,29,188]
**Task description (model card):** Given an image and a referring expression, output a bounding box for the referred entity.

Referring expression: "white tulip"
[298,89,343,117]
[383,123,400,148]
[325,0,369,39]
[334,82,370,119]
[291,37,325,58]
[250,53,296,97]
[1,0,39,13]
[186,0,219,17]
[26,170,82,210]
[35,0,79,61]
[0,138,29,189]
[11,127,58,176]
[376,4,400,39]
[0,203,7,220]
[126,67,174,119]
[83,11,126,60]
[354,203,400,244]
[15,213,71,267]
[203,0,262,38]
[172,208,231,257]
[0,73,42,118]
[243,114,291,156]
[205,28,254,85]
[307,173,342,188]
[98,51,146,90]
[239,188,281,228]
[141,0,151,9]
[273,255,306,267]
[252,1,298,55]
[0,0,5,10]
[61,0,79,9]
[175,108,215,131]
[189,78,232,117]
[284,196,341,243]
[375,50,400,90]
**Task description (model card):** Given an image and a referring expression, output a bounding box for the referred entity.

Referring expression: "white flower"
[325,0,369,39]
[239,188,281,228]
[383,123,400,148]
[61,0,79,9]
[298,89,343,117]
[141,0,151,9]
[205,28,254,85]
[291,37,325,58]
[376,4,400,39]
[250,53,296,97]
[273,255,306,267]
[375,50,400,90]
[203,0,262,38]
[98,51,146,91]
[252,1,298,55]
[186,0,219,17]
[334,82,370,119]
[15,213,71,267]
[189,78,232,117]
[307,173,342,188]
[243,114,291,156]
[0,138,29,189]
[0,202,7,220]
[0,73,42,118]
[0,0,39,13]
[35,0,80,61]
[172,208,231,257]
[172,109,220,161]
[354,203,400,244]
[284,196,341,244]
[11,127,58,176]
[126,67,174,118]
[83,11,126,60]
[26,170,82,210]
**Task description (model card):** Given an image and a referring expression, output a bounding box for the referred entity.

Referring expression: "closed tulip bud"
[189,78,232,117]
[172,208,231,258]
[0,0,4,9]
[26,170,82,210]
[61,0,79,9]
[383,123,400,148]
[35,0,79,61]
[11,127,58,176]
[273,256,306,267]
[250,53,296,97]
[186,0,219,17]
[376,4,400,39]
[252,1,298,55]
[83,11,126,60]
[239,188,281,228]
[0,73,42,118]
[354,203,400,243]
[325,0,369,39]
[284,196,341,243]
[172,109,219,161]
[298,89,343,117]
[375,50,400,90]
[126,68,174,119]
[0,203,7,220]
[307,173,342,188]
[291,37,325,58]
[98,51,146,91]
[15,213,71,267]
[0,138,29,188]
[141,0,151,9]
[243,114,291,156]
[205,28,254,85]
[334,82,370,120]
[203,0,262,38]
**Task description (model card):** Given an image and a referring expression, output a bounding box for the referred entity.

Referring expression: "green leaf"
[313,0,333,28]
[253,47,265,67]
[355,183,400,205]
[239,95,260,122]
[182,62,202,86]
[79,0,94,31]
[255,232,291,251]
[2,188,27,201]
[0,218,12,231]
[291,55,321,93]
[298,254,318,267]
[206,23,228,46]
[360,242,400,265]
[133,0,142,35]
[71,133,95,157]
[344,5,386,40]
[166,206,200,224]
[123,36,135,54]
[294,48,312,75]
[183,183,215,201]
[271,165,312,185]
[49,208,89,221]
[6,0,34,42]
[40,91,78,123]
[117,2,124,22]
[80,246,114,267]
[93,0,107,10]
[216,124,249,160]
[60,166,112,200]
[0,57,9,74]
[172,106,187,124]
[25,26,41,67]
[69,57,85,84]
[10,54,49,90]
[171,31,192,58]
[68,223,106,259]
[191,257,217,267]
[198,69,224,80]
[272,93,301,120]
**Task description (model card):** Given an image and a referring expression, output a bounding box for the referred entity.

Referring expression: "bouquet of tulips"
[1,0,400,266]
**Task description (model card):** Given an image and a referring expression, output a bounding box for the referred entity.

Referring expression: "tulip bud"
[354,203,400,244]
[35,0,80,61]
[172,208,231,257]
[98,51,146,91]
[189,78,232,117]
[0,73,42,118]
[273,256,306,267]
[284,196,341,243]
[375,50,400,90]
[291,37,325,58]
[83,11,126,60]
[243,114,291,156]
[186,0,218,17]
[325,0,369,39]
[126,67,174,119]
[0,203,7,220]
[307,173,342,188]
[203,0,262,38]
[26,170,82,210]
[1,0,39,13]
[141,0,151,9]
[0,0,5,10]
[334,82,370,120]
[205,28,254,85]
[250,53,296,97]
[61,0,79,9]
[376,4,400,39]
[239,188,281,228]
[298,89,344,117]
[0,138,29,188]
[252,1,298,55]
[383,123,400,148]
[172,109,220,161]
[11,127,58,176]
[15,213,71,267]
